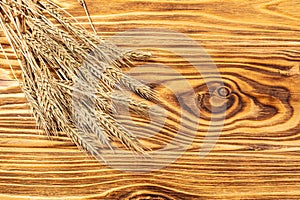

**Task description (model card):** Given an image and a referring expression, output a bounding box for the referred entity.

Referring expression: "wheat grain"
[0,0,160,162]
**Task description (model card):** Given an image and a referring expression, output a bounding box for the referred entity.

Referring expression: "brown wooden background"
[1,0,300,199]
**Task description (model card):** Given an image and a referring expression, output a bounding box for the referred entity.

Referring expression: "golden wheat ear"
[0,0,160,162]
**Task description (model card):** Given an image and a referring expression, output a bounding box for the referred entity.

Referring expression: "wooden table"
[1,0,300,199]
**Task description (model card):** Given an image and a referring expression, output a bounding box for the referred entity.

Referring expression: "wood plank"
[1,0,300,199]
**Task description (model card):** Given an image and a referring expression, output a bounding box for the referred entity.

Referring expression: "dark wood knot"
[216,86,231,98]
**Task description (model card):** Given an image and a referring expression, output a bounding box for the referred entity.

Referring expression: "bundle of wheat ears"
[0,0,160,161]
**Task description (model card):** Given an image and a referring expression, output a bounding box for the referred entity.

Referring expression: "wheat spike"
[0,0,160,162]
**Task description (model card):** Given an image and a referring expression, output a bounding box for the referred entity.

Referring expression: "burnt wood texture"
[1,0,300,199]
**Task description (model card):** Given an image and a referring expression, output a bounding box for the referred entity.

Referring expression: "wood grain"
[1,0,300,199]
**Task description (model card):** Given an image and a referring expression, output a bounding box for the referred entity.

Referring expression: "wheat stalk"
[0,0,159,161]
